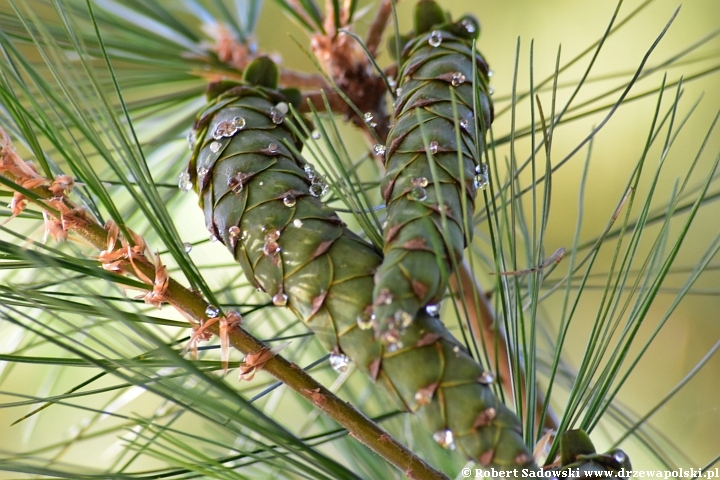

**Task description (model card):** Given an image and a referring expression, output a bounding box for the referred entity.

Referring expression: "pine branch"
[0,130,448,480]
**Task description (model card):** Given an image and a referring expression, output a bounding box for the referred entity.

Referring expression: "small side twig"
[0,131,448,480]
[365,0,396,56]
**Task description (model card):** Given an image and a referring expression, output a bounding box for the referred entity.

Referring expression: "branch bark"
[0,135,448,480]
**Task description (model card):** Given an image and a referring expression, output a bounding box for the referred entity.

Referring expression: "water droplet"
[312,130,321,139]
[474,163,489,190]
[293,218,303,228]
[453,345,460,353]
[212,117,244,140]
[183,242,193,253]
[304,164,316,180]
[264,229,281,243]
[461,18,476,33]
[283,194,296,207]
[270,107,284,124]
[488,70,494,77]
[272,292,288,306]
[205,304,220,318]
[376,288,394,305]
[232,116,246,129]
[329,352,350,372]
[187,130,197,150]
[228,226,241,237]
[412,177,429,188]
[197,166,209,181]
[613,451,626,464]
[263,241,280,256]
[451,72,466,87]
[428,30,443,47]
[356,312,374,330]
[210,141,221,153]
[429,140,439,154]
[209,234,218,242]
[415,387,433,405]
[396,87,403,97]
[388,77,397,88]
[364,112,374,123]
[178,172,191,192]
[274,102,289,115]
[382,329,403,352]
[309,181,329,198]
[411,186,427,201]
[373,144,386,156]
[228,172,248,194]
[489,86,495,96]
[475,407,497,427]
[268,142,278,153]
[425,303,440,316]
[459,119,470,132]
[433,429,456,450]
[478,371,495,384]
[394,309,413,328]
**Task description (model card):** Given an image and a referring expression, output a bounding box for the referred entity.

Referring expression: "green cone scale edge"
[186,56,535,470]
[372,0,493,342]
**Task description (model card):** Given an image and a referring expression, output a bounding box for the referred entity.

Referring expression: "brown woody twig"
[0,129,448,480]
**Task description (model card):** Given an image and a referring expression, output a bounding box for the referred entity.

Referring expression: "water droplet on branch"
[205,305,220,318]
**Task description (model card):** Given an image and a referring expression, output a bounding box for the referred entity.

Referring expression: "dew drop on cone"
[272,292,288,306]
[428,30,443,47]
[329,352,350,372]
[433,429,456,450]
[178,172,191,192]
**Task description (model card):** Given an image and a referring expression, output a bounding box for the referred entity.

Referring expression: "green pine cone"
[187,57,535,471]
[548,430,632,479]
[373,0,493,341]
